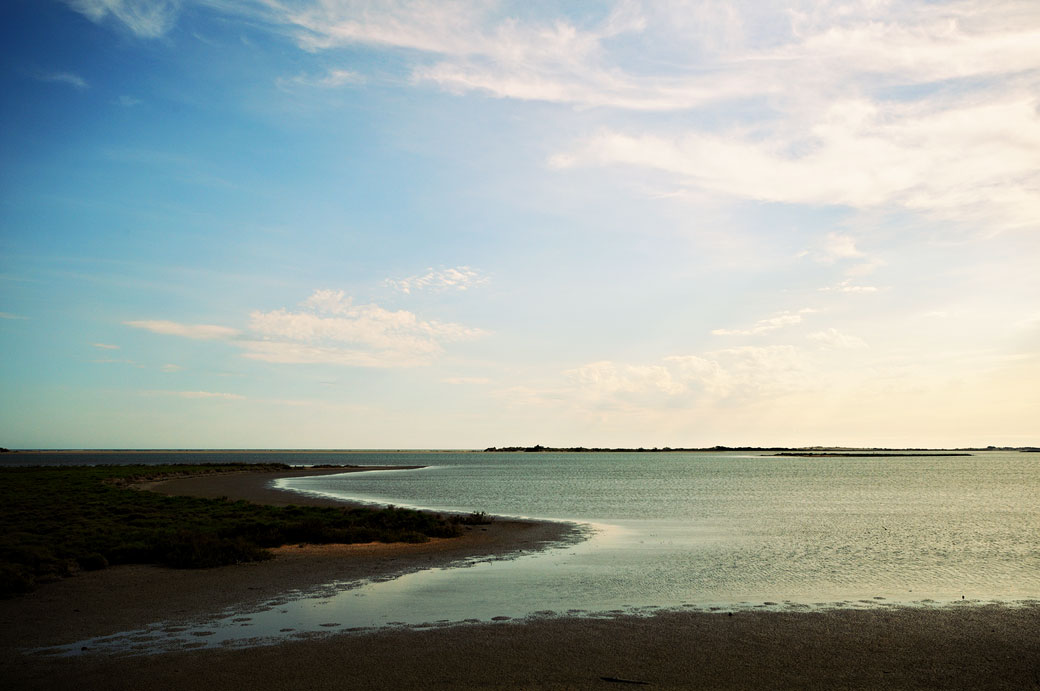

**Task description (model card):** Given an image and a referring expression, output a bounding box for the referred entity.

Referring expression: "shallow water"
[281,451,1040,600]
[26,450,1040,655]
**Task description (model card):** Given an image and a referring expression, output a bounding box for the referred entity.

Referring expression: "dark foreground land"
[4,604,1039,690]
[0,464,477,597]
[2,466,1038,689]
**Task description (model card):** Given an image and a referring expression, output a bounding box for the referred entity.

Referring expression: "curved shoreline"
[1,466,584,651]
[132,465,428,507]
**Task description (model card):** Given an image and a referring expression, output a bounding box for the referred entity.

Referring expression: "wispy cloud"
[567,361,687,397]
[223,2,1040,116]
[806,236,884,294]
[62,1,1033,237]
[807,328,868,350]
[92,358,143,367]
[92,342,120,350]
[565,345,807,407]
[125,320,240,340]
[276,68,364,89]
[65,0,181,38]
[178,390,244,400]
[819,280,879,294]
[247,289,483,366]
[803,233,864,264]
[386,266,488,294]
[442,376,491,385]
[552,93,1040,232]
[63,2,1040,119]
[146,389,245,400]
[34,70,89,90]
[711,309,817,337]
[0,312,28,320]
[62,1,1040,237]
[248,0,758,111]
[127,289,484,368]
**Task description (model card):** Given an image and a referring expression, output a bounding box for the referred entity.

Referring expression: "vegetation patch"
[0,463,465,597]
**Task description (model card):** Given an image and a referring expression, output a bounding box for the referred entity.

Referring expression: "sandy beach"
[3,467,1038,689]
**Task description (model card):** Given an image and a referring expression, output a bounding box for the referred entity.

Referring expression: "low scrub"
[0,463,465,597]
[458,511,494,525]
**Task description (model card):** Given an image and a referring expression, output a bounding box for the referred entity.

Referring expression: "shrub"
[0,463,481,597]
[459,511,494,525]
[0,563,34,595]
[158,531,272,569]
[77,552,109,571]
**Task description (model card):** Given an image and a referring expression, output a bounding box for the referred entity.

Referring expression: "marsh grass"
[0,464,463,597]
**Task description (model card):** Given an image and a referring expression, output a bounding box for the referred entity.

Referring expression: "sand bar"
[3,466,1039,689]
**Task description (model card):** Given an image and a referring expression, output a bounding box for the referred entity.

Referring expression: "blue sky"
[2,0,1038,448]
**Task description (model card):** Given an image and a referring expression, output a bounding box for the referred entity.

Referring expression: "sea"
[13,449,1040,655]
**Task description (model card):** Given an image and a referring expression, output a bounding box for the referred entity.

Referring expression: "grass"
[0,463,467,598]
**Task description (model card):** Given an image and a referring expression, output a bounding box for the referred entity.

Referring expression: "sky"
[1,0,1038,449]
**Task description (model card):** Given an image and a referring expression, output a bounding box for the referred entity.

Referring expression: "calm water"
[280,451,1040,601]
[22,450,1040,655]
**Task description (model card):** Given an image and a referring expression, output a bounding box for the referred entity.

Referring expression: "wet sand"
[3,467,1039,689]
[6,604,1040,689]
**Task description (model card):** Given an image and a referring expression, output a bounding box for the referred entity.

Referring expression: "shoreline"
[129,465,428,506]
[1,466,583,651]
[4,466,1039,689]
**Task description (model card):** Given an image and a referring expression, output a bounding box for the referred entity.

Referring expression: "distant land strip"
[483,445,1037,454]
[767,452,972,457]
[2,446,1036,454]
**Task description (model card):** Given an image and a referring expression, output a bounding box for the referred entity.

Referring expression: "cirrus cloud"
[65,0,182,38]
[34,70,89,90]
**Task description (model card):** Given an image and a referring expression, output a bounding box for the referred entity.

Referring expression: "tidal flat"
[3,452,1039,689]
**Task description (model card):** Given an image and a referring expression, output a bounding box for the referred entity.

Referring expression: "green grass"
[0,463,466,597]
